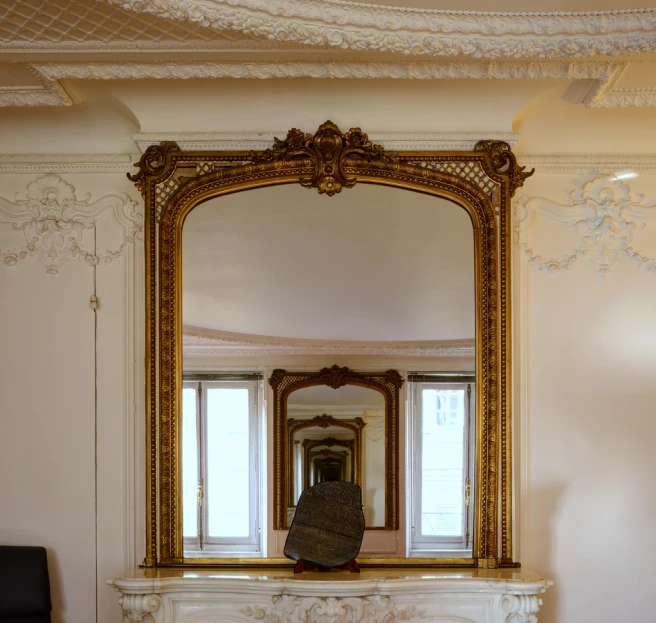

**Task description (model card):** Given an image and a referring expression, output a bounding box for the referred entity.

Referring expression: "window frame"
[409,378,475,556]
[182,377,264,557]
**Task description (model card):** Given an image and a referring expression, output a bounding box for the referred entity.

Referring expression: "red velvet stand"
[293,559,360,574]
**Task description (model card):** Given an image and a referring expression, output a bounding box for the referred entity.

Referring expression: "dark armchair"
[0,546,51,623]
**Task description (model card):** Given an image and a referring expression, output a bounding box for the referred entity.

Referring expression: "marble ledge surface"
[109,567,553,597]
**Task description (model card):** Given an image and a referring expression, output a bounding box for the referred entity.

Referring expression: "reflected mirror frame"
[132,121,533,569]
[287,414,365,508]
[271,366,403,531]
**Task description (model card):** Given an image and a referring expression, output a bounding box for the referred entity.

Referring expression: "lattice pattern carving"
[195,160,251,176]
[416,160,499,206]
[0,0,246,44]
[154,177,182,222]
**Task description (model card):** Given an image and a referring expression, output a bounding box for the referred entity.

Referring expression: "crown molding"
[0,60,651,109]
[518,155,656,173]
[103,0,656,59]
[1,154,654,176]
[134,131,519,153]
[0,154,137,174]
[182,326,475,358]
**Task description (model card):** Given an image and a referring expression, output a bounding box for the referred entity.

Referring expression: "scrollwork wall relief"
[0,174,142,277]
[515,175,656,277]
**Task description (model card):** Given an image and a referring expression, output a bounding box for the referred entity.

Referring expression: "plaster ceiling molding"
[593,86,656,107]
[0,0,261,50]
[514,174,656,277]
[102,0,656,59]
[518,155,656,174]
[1,60,649,108]
[134,130,519,153]
[182,326,475,357]
[0,174,142,277]
[0,154,137,174]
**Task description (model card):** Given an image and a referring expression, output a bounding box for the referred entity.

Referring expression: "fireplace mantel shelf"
[109,567,552,622]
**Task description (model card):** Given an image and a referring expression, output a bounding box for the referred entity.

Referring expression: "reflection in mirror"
[287,385,384,527]
[181,182,475,559]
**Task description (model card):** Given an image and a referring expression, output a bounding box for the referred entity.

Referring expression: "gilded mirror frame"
[271,366,403,530]
[130,121,532,568]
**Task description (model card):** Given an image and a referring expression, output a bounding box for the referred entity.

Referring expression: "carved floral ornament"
[240,595,422,623]
[515,175,656,277]
[0,174,142,277]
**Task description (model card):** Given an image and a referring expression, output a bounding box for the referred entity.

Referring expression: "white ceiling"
[288,385,385,407]
[182,183,475,342]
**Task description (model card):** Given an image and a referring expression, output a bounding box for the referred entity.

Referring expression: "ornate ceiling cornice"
[134,130,519,153]
[0,154,136,174]
[1,60,651,109]
[182,326,475,358]
[519,155,656,174]
[103,0,656,59]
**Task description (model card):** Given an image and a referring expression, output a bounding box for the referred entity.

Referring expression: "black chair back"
[0,546,51,623]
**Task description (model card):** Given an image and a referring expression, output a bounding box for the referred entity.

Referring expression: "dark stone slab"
[284,481,365,569]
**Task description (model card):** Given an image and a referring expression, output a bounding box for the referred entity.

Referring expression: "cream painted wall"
[0,171,143,623]
[514,170,656,623]
[0,93,655,623]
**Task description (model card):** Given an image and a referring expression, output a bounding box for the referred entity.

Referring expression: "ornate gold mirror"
[131,121,531,568]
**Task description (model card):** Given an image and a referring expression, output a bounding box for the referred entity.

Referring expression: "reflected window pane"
[206,388,250,538]
[182,387,198,538]
[421,389,465,537]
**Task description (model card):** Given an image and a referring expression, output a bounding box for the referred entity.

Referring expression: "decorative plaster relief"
[0,174,142,277]
[1,60,652,109]
[515,175,656,277]
[240,595,422,623]
[104,0,656,59]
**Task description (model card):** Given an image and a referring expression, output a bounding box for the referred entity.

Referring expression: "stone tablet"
[284,481,365,569]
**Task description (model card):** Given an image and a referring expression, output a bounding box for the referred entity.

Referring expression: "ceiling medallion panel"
[105,0,656,59]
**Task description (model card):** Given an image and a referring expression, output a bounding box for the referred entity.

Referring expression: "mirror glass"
[287,384,384,527]
[180,182,475,558]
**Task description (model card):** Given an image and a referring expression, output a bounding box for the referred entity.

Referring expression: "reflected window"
[182,377,264,557]
[410,378,474,555]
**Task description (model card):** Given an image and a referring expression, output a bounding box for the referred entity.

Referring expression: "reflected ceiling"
[288,385,385,406]
[182,183,475,342]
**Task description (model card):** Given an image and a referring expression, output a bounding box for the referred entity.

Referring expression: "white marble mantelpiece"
[108,567,552,623]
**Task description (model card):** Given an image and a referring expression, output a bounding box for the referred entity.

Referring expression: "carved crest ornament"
[132,121,530,568]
